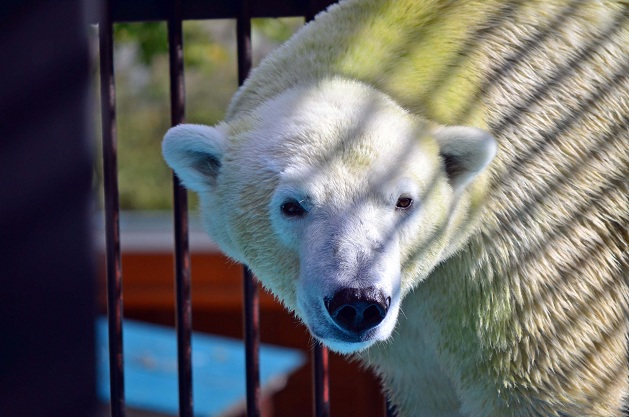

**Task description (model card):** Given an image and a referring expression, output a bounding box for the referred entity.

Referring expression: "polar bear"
[162,1,629,416]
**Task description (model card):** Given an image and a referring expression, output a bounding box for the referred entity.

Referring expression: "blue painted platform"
[97,317,305,416]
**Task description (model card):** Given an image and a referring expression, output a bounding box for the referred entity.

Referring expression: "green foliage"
[96,18,303,210]
[252,17,303,42]
[114,22,168,66]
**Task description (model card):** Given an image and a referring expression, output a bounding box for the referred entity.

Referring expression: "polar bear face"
[163,78,496,353]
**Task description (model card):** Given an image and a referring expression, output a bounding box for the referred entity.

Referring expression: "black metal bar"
[99,1,125,416]
[303,3,332,415]
[167,1,194,417]
[304,0,317,22]
[236,2,261,417]
[313,343,330,417]
[243,267,261,417]
[237,0,252,86]
[106,0,338,22]
[385,399,396,417]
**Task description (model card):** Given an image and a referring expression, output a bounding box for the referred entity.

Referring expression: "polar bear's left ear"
[162,124,226,192]
[433,125,497,192]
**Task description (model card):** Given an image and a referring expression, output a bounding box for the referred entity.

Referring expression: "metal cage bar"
[109,0,338,21]
[236,2,263,417]
[313,343,331,417]
[243,267,262,417]
[302,6,332,416]
[99,1,125,416]
[167,1,194,416]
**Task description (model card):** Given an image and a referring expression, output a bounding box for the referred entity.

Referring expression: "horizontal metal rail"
[108,0,338,21]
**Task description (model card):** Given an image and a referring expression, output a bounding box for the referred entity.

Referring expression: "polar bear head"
[163,78,496,353]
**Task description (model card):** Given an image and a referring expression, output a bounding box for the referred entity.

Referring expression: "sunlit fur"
[163,1,629,416]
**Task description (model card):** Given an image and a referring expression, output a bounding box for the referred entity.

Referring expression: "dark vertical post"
[304,0,317,22]
[236,2,261,417]
[99,1,125,416]
[167,1,194,417]
[237,0,252,86]
[243,267,261,417]
[0,1,97,416]
[302,6,331,416]
[313,343,331,417]
[385,399,396,417]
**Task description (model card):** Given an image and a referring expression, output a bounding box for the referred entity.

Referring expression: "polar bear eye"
[396,196,413,210]
[281,199,306,217]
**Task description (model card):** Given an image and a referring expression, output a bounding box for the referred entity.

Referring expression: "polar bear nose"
[325,288,390,334]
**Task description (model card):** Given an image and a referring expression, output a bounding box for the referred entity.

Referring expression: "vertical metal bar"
[243,267,261,417]
[385,399,396,417]
[99,1,125,416]
[313,343,330,417]
[237,0,253,85]
[236,2,261,417]
[304,1,317,22]
[167,1,194,417]
[301,5,331,415]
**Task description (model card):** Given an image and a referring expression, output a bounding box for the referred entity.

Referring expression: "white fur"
[164,79,495,354]
[163,0,629,414]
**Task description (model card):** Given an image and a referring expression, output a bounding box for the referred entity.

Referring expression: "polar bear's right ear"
[162,124,226,192]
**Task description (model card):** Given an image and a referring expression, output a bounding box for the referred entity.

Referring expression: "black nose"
[325,288,390,333]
